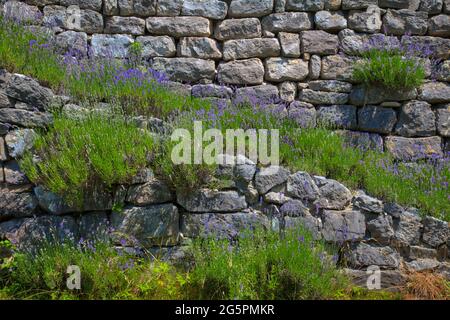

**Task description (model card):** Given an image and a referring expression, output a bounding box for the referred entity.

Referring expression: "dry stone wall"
[0,65,449,289]
[1,0,449,160]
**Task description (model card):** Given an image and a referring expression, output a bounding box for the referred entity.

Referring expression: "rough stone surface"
[314,176,353,210]
[367,215,395,245]
[348,5,382,33]
[179,37,222,60]
[265,58,309,82]
[136,36,176,58]
[422,216,449,248]
[299,89,348,105]
[4,129,36,158]
[382,9,428,35]
[349,85,417,106]
[229,0,274,18]
[288,101,317,128]
[177,189,247,213]
[223,38,280,61]
[419,0,444,14]
[301,30,339,55]
[342,0,378,10]
[345,243,400,269]
[344,268,406,290]
[309,55,321,80]
[321,210,366,242]
[234,85,279,104]
[0,187,38,219]
[126,180,173,205]
[315,10,347,32]
[286,0,326,11]
[286,171,321,201]
[428,14,450,37]
[111,204,179,247]
[105,16,146,35]
[255,166,290,194]
[182,212,270,239]
[285,214,323,240]
[321,55,358,81]
[214,18,261,40]
[385,136,443,161]
[0,108,52,128]
[34,186,113,215]
[278,82,297,102]
[337,130,384,152]
[146,17,211,37]
[418,82,450,104]
[316,105,357,129]
[91,34,134,58]
[262,12,314,33]
[358,106,397,134]
[218,59,265,85]
[152,58,216,83]
[308,81,352,93]
[279,32,301,57]
[395,101,436,137]
[436,104,450,137]
[181,0,228,20]
[5,74,53,110]
[394,211,422,245]
[353,192,383,213]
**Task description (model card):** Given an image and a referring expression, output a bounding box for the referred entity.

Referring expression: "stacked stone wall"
[1,0,449,159]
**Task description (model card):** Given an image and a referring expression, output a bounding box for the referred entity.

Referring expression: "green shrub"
[188,227,348,300]
[353,40,427,90]
[20,113,156,207]
[188,104,450,220]
[0,240,186,300]
[0,16,64,89]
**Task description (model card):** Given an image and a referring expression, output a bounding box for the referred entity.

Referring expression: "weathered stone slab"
[358,105,397,134]
[182,0,228,20]
[146,17,211,37]
[301,30,339,55]
[214,18,262,40]
[178,37,222,59]
[265,58,309,82]
[395,101,436,137]
[111,204,179,247]
[5,74,53,110]
[152,58,216,83]
[223,38,280,61]
[104,16,146,35]
[218,59,265,85]
[262,12,314,33]
[177,189,247,213]
[385,136,443,161]
[136,36,176,58]
[91,34,134,58]
[229,0,274,18]
[322,210,366,242]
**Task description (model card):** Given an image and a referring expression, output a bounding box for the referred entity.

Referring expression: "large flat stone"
[265,58,309,82]
[385,136,443,161]
[223,38,280,61]
[217,59,265,85]
[262,12,314,33]
[146,17,211,37]
[152,58,216,83]
[177,189,247,213]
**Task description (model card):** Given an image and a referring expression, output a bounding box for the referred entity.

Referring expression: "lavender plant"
[353,34,438,90]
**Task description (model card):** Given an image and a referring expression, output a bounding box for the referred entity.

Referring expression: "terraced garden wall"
[2,0,449,160]
[0,0,449,292]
